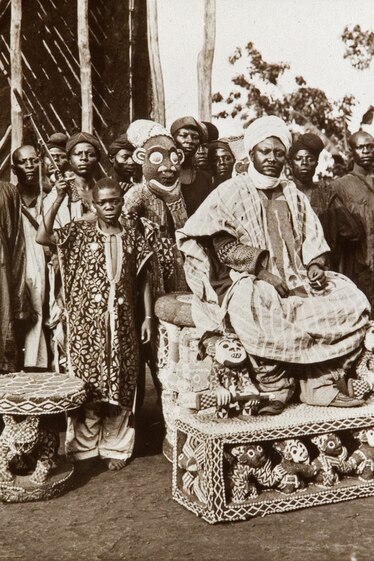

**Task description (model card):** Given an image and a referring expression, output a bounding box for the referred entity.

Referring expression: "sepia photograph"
[1,1,374,560]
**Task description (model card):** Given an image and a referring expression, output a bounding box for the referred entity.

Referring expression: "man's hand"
[307,263,327,290]
[215,387,231,407]
[54,176,69,201]
[141,317,153,344]
[257,268,289,298]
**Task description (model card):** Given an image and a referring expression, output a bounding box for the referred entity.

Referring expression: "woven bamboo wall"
[0,0,151,179]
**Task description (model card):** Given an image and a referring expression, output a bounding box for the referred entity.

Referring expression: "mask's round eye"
[170,151,179,165]
[248,450,255,457]
[327,441,335,448]
[149,151,163,165]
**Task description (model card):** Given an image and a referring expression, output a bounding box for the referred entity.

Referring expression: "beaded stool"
[155,292,212,461]
[0,371,86,503]
[173,403,374,524]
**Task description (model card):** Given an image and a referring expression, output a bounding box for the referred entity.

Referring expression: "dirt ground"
[1,373,374,561]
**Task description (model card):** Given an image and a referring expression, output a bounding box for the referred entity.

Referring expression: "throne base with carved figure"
[155,293,374,523]
[0,372,86,503]
[155,292,212,461]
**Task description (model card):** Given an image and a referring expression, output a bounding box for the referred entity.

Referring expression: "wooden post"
[146,0,165,126]
[77,0,93,133]
[10,0,23,182]
[197,0,216,122]
[128,0,135,122]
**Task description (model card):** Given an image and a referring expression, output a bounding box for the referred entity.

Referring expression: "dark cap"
[170,116,204,140]
[289,133,324,160]
[66,132,101,160]
[108,133,135,157]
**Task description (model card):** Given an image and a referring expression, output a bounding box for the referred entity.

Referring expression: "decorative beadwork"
[173,404,374,524]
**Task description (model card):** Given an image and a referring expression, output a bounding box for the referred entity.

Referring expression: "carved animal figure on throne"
[272,438,317,494]
[0,415,59,486]
[355,321,374,397]
[227,443,279,502]
[349,426,374,481]
[311,433,353,487]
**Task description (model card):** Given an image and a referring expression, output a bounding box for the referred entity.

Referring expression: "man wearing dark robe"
[289,133,361,271]
[170,116,214,217]
[0,182,32,372]
[331,130,374,314]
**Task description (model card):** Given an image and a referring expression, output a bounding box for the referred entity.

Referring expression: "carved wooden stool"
[0,371,86,502]
[155,292,211,461]
[173,403,374,524]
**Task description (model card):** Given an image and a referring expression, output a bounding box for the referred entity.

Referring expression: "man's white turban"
[244,115,292,154]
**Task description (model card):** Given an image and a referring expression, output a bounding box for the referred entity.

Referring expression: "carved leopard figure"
[0,415,59,485]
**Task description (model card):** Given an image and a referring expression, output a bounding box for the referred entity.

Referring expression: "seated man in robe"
[176,115,370,414]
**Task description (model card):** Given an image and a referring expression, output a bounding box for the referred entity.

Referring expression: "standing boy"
[37,178,153,470]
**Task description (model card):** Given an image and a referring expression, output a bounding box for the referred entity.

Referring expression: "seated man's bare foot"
[103,458,128,471]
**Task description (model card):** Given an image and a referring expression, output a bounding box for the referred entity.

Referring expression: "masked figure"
[124,119,188,295]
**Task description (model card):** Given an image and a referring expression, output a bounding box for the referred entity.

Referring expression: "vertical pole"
[197,0,216,122]
[77,0,93,133]
[10,0,23,182]
[128,0,135,122]
[146,0,165,126]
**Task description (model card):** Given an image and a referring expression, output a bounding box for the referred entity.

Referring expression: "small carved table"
[0,371,86,503]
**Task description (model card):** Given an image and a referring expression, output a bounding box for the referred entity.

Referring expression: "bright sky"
[157,0,374,137]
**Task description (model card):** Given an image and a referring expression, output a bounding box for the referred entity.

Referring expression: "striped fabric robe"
[176,174,370,365]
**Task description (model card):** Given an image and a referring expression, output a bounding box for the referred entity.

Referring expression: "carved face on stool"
[274,438,310,464]
[355,427,374,447]
[311,433,343,457]
[215,335,247,368]
[364,322,374,352]
[231,443,267,469]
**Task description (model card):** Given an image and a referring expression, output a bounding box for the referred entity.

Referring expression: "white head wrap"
[244,115,292,154]
[127,119,173,148]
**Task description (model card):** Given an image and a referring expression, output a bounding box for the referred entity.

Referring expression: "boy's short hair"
[92,178,122,201]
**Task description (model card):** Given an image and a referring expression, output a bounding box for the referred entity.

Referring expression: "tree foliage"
[341,24,374,70]
[212,42,355,155]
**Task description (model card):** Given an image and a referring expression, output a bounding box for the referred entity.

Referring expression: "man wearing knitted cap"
[108,133,140,195]
[177,115,370,413]
[170,116,214,216]
[331,130,374,315]
[289,132,361,270]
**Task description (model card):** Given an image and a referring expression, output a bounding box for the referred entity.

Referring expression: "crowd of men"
[1,113,374,470]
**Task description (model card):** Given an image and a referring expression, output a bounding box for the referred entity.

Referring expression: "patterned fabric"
[123,182,187,294]
[56,217,152,410]
[215,238,267,275]
[176,173,370,364]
